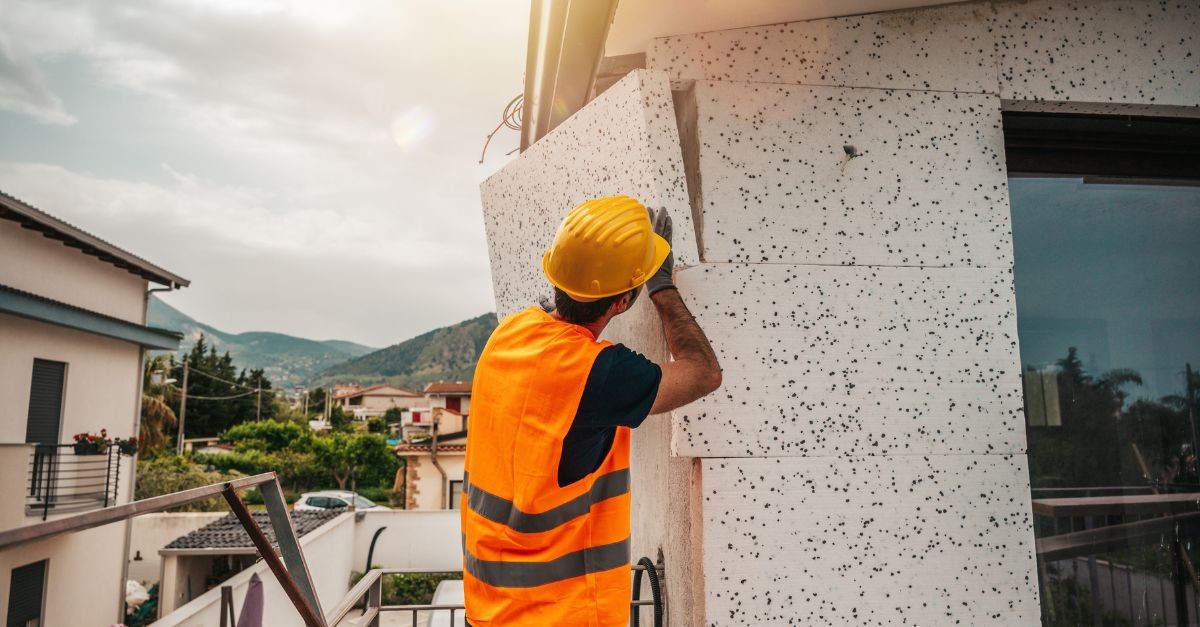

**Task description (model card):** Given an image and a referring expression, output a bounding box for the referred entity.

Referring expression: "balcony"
[25,443,120,521]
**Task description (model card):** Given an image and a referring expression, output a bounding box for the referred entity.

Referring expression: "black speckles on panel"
[480,69,699,319]
[994,0,1200,107]
[647,2,998,94]
[702,455,1041,625]
[673,264,1025,459]
[690,80,1014,267]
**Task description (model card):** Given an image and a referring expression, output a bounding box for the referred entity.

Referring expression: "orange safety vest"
[462,308,632,627]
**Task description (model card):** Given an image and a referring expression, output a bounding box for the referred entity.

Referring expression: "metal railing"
[26,443,120,521]
[326,564,665,627]
[0,471,328,627]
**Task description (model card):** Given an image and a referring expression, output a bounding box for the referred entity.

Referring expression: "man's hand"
[645,208,675,295]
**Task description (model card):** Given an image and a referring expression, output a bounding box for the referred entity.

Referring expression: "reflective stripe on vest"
[462,308,633,626]
[464,537,630,589]
[464,469,629,534]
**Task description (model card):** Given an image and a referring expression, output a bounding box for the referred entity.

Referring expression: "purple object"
[237,573,265,627]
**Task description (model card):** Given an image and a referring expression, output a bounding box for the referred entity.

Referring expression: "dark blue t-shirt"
[557,344,662,487]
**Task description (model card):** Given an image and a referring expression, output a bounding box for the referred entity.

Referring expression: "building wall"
[0,219,148,324]
[480,1,1198,625]
[0,313,142,446]
[0,523,129,626]
[155,512,357,627]
[352,510,463,571]
[428,395,472,415]
[404,453,465,510]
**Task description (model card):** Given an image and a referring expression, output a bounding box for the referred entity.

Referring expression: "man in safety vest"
[462,195,722,626]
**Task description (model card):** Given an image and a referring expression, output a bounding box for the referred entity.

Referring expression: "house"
[331,383,426,419]
[481,1,1200,625]
[394,407,467,510]
[0,190,187,625]
[423,381,472,416]
[156,510,341,616]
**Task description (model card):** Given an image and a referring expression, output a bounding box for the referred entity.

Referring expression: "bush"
[221,420,313,452]
[195,449,324,492]
[348,571,462,606]
[367,416,387,434]
[239,488,299,505]
[136,456,241,512]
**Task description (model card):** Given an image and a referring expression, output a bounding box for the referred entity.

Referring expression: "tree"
[169,335,278,438]
[140,355,178,456]
[311,433,398,490]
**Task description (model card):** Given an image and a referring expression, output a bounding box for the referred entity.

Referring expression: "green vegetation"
[348,571,462,606]
[311,313,497,390]
[134,456,240,512]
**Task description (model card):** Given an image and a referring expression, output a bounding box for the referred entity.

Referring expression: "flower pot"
[73,442,102,455]
[119,442,138,456]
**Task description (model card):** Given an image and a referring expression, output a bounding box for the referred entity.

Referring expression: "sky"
[0,0,527,348]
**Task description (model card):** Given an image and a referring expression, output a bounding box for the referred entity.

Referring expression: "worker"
[461,195,722,626]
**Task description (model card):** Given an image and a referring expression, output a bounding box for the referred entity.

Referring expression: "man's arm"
[647,287,721,415]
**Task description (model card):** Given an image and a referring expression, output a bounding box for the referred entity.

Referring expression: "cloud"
[0,36,77,125]
[0,0,527,345]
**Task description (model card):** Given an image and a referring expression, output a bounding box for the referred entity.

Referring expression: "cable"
[479,94,523,163]
[166,386,257,401]
[186,365,260,390]
[631,557,663,627]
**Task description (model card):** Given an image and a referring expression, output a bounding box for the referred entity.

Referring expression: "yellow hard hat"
[542,195,671,300]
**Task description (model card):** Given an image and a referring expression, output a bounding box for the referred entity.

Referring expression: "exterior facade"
[331,383,425,419]
[0,191,187,625]
[394,406,468,511]
[481,1,1200,625]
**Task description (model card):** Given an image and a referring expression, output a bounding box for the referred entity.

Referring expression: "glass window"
[353,496,376,509]
[449,480,463,510]
[1011,175,1200,626]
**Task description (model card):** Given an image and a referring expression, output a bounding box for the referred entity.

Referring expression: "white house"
[481,1,1200,625]
[331,383,426,419]
[0,190,188,625]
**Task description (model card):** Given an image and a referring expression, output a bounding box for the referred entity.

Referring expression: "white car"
[292,490,389,511]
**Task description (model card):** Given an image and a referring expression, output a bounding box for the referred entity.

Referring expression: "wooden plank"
[0,472,276,549]
[1031,492,1200,518]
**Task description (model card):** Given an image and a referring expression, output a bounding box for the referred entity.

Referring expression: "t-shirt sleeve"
[575,344,662,429]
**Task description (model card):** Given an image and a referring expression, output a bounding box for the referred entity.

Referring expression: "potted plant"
[114,436,139,456]
[72,429,111,455]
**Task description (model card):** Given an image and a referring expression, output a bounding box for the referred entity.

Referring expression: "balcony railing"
[26,443,120,521]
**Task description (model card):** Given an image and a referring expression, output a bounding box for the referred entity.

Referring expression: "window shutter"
[7,559,46,626]
[26,359,66,444]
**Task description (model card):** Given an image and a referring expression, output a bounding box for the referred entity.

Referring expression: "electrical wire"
[185,365,261,390]
[165,384,258,401]
[479,94,523,164]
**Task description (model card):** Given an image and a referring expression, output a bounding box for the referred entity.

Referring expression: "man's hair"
[553,287,634,324]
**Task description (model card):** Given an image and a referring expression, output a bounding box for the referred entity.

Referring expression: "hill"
[310,312,498,390]
[147,296,377,387]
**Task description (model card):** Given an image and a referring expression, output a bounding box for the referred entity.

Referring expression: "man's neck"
[550,311,609,340]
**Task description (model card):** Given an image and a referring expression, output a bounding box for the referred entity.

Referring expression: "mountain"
[310,312,498,391]
[147,296,377,387]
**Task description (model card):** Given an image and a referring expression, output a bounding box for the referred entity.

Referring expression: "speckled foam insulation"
[478,0,1198,624]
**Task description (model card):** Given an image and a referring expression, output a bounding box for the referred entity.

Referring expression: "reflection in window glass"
[1011,177,1200,626]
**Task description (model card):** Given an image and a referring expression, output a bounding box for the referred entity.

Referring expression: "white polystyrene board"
[995,0,1200,108]
[672,263,1025,458]
[687,80,1013,268]
[646,2,997,93]
[701,454,1040,625]
[479,69,698,319]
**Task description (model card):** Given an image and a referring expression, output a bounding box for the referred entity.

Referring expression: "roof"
[0,282,184,350]
[333,384,422,401]
[0,189,190,288]
[424,381,472,395]
[162,510,340,553]
[394,431,468,455]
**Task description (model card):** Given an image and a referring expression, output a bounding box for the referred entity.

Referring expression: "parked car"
[293,490,389,511]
